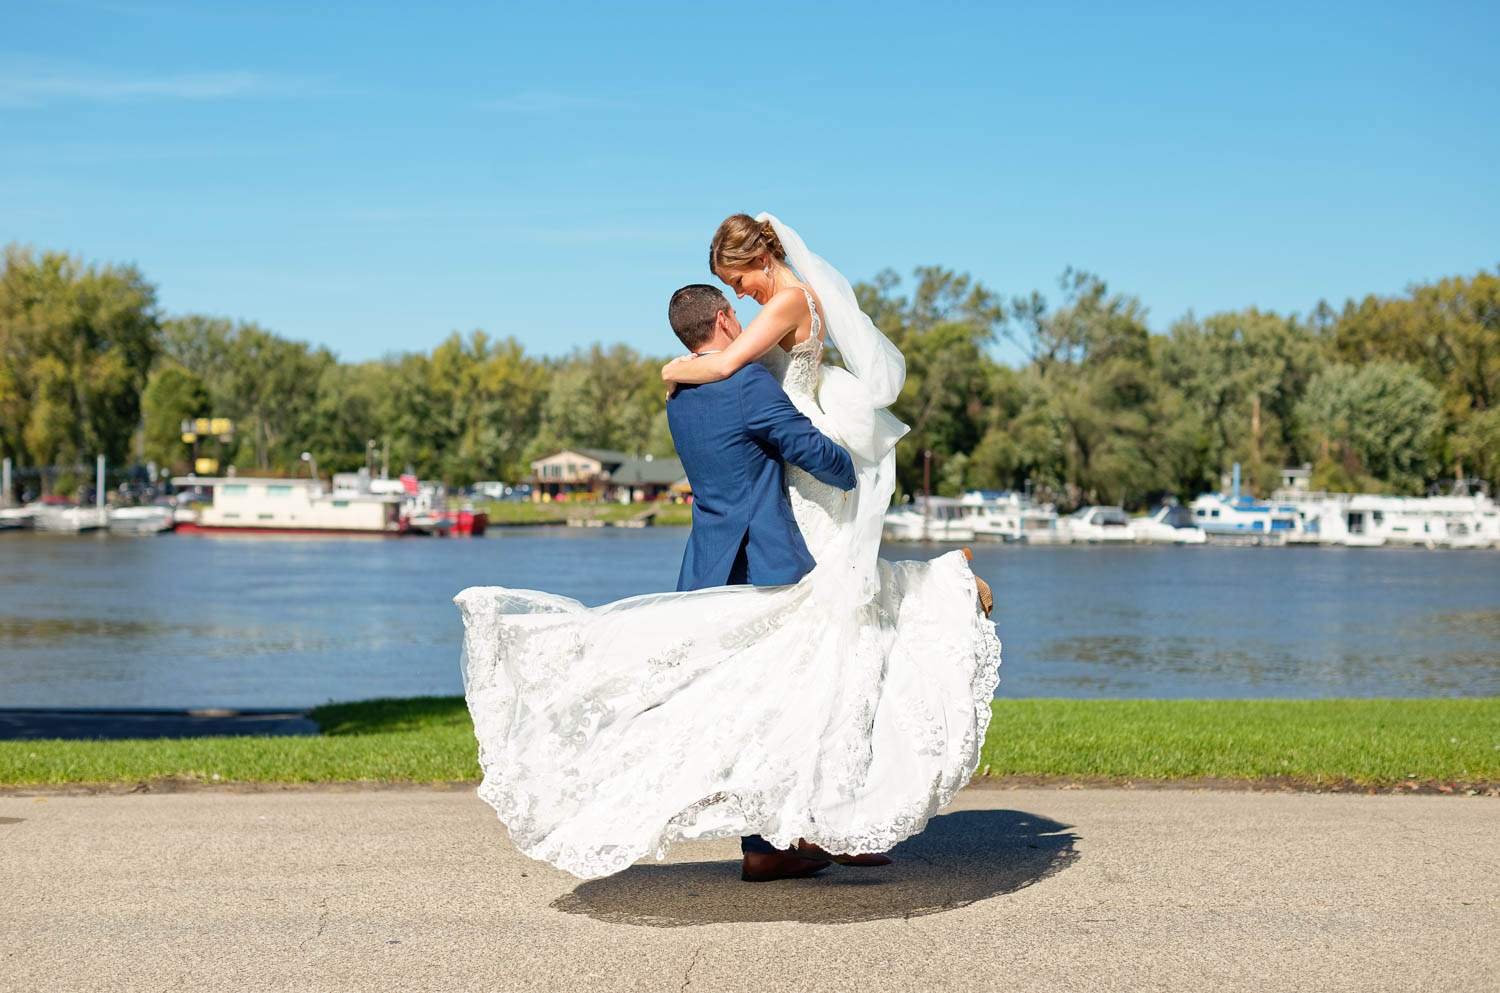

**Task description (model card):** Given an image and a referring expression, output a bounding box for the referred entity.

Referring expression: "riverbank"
[3,697,1496,792]
[480,500,692,526]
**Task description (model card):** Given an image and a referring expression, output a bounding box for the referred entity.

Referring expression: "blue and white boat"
[1189,466,1307,544]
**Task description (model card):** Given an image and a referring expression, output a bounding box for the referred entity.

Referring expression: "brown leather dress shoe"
[741,850,832,883]
[794,840,894,867]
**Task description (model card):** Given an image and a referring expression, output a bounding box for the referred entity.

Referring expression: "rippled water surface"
[2,530,1498,707]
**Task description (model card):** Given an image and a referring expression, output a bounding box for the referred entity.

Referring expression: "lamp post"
[301,451,319,488]
[922,449,933,539]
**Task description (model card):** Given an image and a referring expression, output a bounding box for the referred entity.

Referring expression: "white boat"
[31,504,108,532]
[1019,504,1069,544]
[107,505,175,534]
[958,491,1024,541]
[170,475,406,535]
[0,506,34,530]
[1189,493,1308,544]
[334,469,487,536]
[883,496,977,542]
[405,511,455,536]
[1131,503,1207,544]
[1283,492,1496,549]
[1059,506,1136,542]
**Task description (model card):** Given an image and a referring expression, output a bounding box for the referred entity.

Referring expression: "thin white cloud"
[0,66,300,107]
[480,90,622,114]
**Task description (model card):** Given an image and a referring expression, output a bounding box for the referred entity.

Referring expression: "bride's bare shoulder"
[763,285,811,318]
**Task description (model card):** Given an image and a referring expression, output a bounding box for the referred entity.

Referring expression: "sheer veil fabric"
[757,212,910,611]
[455,216,1002,880]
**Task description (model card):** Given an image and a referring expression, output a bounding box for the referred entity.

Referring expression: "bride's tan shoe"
[960,547,995,618]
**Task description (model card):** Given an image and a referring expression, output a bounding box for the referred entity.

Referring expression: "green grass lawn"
[481,500,692,527]
[3,697,1497,789]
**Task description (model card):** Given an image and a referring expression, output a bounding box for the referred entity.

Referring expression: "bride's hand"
[662,356,694,398]
[662,356,694,399]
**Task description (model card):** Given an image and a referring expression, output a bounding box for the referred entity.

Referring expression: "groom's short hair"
[669,284,728,351]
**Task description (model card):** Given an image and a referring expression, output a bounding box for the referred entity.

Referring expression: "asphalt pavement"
[2,785,1494,993]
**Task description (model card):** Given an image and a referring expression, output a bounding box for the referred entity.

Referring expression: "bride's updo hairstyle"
[710,213,786,275]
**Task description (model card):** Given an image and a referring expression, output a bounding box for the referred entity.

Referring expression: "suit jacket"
[668,362,856,591]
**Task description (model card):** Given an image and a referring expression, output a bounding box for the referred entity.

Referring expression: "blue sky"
[5,1,1497,363]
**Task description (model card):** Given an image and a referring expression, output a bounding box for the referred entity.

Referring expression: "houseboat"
[1283,493,1495,549]
[171,475,407,535]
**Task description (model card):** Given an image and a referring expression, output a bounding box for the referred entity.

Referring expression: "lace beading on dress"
[781,286,848,561]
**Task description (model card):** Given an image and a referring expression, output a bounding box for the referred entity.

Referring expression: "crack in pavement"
[679,945,703,993]
[296,896,330,950]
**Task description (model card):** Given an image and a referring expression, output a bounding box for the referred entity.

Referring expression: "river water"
[2,529,1498,708]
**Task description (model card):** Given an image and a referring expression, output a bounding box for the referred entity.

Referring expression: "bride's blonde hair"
[709,213,786,275]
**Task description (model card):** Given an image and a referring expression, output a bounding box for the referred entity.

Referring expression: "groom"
[666,283,861,882]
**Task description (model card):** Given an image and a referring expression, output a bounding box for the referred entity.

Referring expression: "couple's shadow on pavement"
[552,808,1079,926]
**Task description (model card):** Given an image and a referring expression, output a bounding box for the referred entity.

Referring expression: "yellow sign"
[195,457,219,475]
[181,417,233,446]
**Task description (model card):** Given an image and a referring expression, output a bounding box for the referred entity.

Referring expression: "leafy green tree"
[1005,270,1168,506]
[1159,308,1327,495]
[160,314,234,394]
[1296,362,1442,493]
[529,344,666,459]
[855,267,1005,495]
[304,360,390,475]
[377,351,443,476]
[1453,408,1500,485]
[1330,270,1500,480]
[11,241,1497,506]
[0,245,159,491]
[140,365,209,471]
[220,325,332,471]
[1332,271,1499,419]
[430,331,550,484]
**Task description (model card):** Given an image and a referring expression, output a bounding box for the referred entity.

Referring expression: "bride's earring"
[763,263,775,293]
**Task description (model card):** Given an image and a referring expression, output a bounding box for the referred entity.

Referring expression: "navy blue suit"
[667,361,856,859]
[668,362,856,593]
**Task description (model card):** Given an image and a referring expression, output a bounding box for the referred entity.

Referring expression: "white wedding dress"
[455,215,1001,879]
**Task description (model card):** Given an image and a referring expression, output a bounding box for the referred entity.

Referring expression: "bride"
[455,213,1001,881]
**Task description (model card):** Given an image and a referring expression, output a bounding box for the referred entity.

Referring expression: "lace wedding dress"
[455,215,1001,879]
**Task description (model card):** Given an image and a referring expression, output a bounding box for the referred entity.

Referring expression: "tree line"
[1,242,1495,507]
